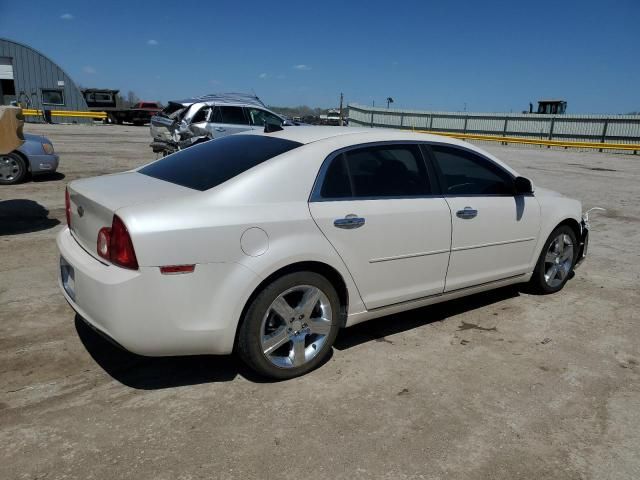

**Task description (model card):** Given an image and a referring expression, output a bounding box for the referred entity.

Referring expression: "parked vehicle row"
[57,127,589,379]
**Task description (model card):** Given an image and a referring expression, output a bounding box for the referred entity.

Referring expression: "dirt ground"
[1,124,639,480]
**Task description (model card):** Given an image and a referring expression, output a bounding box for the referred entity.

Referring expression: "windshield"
[139,135,302,191]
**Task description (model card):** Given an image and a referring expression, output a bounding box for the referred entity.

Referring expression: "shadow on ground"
[0,199,61,235]
[32,172,66,183]
[334,286,520,350]
[75,316,257,389]
[76,286,519,389]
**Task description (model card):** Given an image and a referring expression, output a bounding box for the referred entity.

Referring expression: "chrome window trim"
[308,140,438,203]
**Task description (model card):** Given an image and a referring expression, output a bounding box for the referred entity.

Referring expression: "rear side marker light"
[160,265,196,275]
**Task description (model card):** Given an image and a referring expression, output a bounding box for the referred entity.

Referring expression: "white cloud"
[293,64,311,71]
[147,39,158,46]
[60,13,74,20]
[82,66,96,74]
[259,73,268,79]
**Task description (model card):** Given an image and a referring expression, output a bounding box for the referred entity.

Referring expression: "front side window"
[430,145,513,195]
[219,106,249,125]
[139,135,302,191]
[41,89,65,106]
[191,106,211,123]
[247,108,282,127]
[319,144,431,199]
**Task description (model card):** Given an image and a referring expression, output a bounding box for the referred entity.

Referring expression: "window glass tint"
[41,89,64,105]
[219,106,248,124]
[320,154,351,198]
[346,145,430,197]
[210,106,223,123]
[431,145,513,195]
[191,106,211,123]
[247,108,282,127]
[320,144,430,199]
[140,135,302,191]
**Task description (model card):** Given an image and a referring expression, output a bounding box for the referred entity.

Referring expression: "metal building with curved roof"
[0,38,89,123]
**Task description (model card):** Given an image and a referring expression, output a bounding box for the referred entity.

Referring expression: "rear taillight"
[65,188,71,227]
[96,215,139,270]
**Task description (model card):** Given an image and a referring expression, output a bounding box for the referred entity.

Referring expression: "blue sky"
[1,0,638,113]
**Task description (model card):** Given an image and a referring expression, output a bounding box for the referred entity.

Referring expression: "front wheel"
[237,272,340,379]
[0,152,28,185]
[530,225,577,294]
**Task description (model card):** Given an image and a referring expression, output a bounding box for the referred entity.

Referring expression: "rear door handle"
[334,214,365,229]
[456,207,478,219]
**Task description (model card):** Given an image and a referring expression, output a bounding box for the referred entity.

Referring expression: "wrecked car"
[149,93,291,155]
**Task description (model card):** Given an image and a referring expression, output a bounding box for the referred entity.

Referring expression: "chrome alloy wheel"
[0,155,23,182]
[544,233,574,288]
[260,285,333,369]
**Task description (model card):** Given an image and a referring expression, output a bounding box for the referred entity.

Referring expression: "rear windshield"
[139,135,302,191]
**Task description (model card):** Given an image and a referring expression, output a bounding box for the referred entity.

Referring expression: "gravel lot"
[1,124,639,480]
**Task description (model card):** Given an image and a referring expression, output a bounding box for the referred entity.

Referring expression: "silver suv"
[150,93,289,155]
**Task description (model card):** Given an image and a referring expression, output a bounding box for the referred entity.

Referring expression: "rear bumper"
[29,153,59,175]
[57,227,257,356]
[574,221,589,269]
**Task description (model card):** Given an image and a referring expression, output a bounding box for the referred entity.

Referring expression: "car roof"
[169,92,267,109]
[242,125,468,146]
[240,126,520,177]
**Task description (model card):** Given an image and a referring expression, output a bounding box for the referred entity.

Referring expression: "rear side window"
[219,106,249,125]
[140,135,302,191]
[318,144,431,199]
[247,108,283,127]
[430,145,513,195]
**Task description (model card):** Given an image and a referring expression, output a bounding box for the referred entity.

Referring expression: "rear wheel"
[0,152,28,185]
[237,271,340,379]
[530,225,577,294]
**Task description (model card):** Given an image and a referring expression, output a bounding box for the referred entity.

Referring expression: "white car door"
[427,144,541,291]
[309,143,452,310]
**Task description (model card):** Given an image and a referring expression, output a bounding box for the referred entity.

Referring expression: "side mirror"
[282,119,293,126]
[514,176,534,195]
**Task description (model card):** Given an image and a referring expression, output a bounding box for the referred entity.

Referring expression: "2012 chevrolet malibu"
[57,127,589,379]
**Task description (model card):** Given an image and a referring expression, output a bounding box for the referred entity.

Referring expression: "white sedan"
[57,127,589,379]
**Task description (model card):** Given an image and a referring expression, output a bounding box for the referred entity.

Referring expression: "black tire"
[237,271,341,380]
[0,152,28,185]
[530,225,577,294]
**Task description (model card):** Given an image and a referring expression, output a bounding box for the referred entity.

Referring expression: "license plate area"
[60,256,76,301]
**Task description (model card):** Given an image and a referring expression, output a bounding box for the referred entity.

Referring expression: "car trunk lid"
[67,171,194,260]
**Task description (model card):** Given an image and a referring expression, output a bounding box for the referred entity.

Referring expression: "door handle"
[456,207,478,219]
[334,214,365,229]
[214,127,226,132]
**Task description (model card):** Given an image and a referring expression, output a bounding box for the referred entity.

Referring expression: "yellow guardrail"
[412,129,640,151]
[21,109,107,119]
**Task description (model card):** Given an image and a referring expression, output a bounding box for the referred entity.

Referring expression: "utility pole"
[339,92,344,126]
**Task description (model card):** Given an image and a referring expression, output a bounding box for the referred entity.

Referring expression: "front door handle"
[456,207,478,219]
[334,214,365,229]
[214,127,226,132]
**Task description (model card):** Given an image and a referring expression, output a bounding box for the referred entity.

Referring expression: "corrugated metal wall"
[348,104,640,153]
[0,38,89,124]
